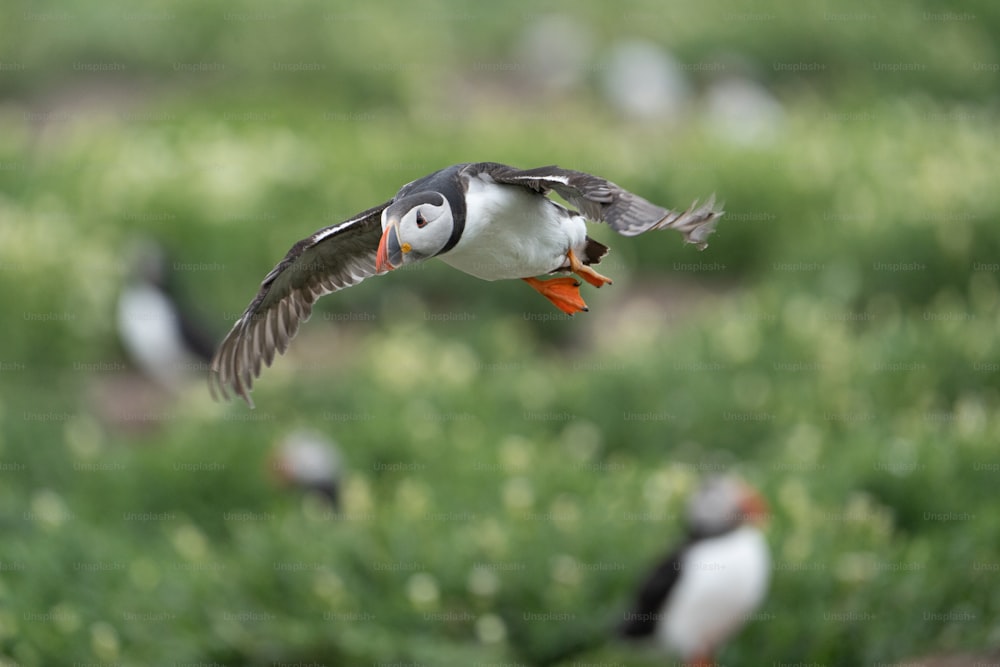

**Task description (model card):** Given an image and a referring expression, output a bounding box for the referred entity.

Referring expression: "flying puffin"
[619,475,770,667]
[117,239,216,391]
[209,162,722,405]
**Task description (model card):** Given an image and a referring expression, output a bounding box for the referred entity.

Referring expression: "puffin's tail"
[583,237,610,265]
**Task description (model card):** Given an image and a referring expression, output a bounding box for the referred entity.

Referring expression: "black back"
[618,538,689,638]
[309,479,340,512]
[165,281,218,363]
[131,248,218,363]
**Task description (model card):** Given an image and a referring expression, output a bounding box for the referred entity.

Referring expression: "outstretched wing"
[482,163,723,249]
[209,201,391,406]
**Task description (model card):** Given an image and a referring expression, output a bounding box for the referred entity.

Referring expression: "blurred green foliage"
[2,0,999,665]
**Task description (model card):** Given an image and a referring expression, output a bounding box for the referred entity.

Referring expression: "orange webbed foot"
[567,248,613,288]
[522,276,589,315]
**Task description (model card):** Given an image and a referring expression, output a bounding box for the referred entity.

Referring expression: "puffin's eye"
[415,211,428,228]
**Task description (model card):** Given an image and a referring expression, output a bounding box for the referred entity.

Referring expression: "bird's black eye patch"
[415,211,428,228]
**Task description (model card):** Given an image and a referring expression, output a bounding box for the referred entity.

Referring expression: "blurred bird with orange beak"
[619,475,770,667]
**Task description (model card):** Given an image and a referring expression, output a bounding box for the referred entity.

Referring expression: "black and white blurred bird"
[117,240,216,391]
[619,476,770,667]
[704,75,785,146]
[209,162,722,405]
[270,429,343,511]
[601,40,690,121]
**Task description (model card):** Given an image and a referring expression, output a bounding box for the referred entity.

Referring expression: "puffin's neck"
[433,174,467,256]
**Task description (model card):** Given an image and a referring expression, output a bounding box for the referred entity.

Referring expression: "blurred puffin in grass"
[619,475,770,667]
[269,429,343,512]
[91,238,218,436]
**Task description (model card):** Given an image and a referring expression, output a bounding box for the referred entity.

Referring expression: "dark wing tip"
[657,194,724,250]
[208,371,256,409]
[208,322,259,409]
[610,193,724,249]
[209,294,313,408]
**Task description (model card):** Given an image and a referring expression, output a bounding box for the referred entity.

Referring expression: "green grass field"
[2,1,999,665]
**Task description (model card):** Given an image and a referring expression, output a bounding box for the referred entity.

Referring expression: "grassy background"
[2,0,999,664]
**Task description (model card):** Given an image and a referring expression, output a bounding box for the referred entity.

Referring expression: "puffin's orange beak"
[267,449,292,486]
[739,486,769,525]
[376,219,405,273]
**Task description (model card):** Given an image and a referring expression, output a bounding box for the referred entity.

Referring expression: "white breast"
[439,175,588,281]
[116,285,192,390]
[658,525,770,659]
[276,433,341,486]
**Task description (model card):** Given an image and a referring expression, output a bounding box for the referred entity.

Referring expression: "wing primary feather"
[648,195,723,249]
[276,300,289,342]
[237,336,253,389]
[250,326,264,378]
[263,314,277,365]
